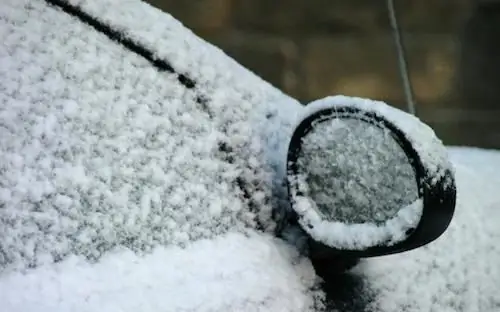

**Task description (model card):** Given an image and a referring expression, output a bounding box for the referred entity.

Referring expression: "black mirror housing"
[286,96,456,259]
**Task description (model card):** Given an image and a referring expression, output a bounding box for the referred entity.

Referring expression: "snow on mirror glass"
[294,117,422,249]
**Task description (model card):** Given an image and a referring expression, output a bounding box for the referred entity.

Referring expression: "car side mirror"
[286,96,456,259]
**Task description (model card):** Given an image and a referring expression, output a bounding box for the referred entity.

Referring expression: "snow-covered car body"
[0,0,499,311]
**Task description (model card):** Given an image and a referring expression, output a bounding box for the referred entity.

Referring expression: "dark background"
[144,0,500,149]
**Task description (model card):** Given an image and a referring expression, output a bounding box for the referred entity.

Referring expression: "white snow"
[1,0,500,311]
[354,147,500,312]
[0,0,299,273]
[2,146,500,312]
[63,0,302,180]
[302,96,454,186]
[294,196,423,250]
[287,115,422,249]
[0,0,322,310]
[0,232,323,312]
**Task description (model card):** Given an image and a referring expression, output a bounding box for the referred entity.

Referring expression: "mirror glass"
[295,117,419,226]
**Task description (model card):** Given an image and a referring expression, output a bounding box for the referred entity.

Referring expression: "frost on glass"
[296,117,419,225]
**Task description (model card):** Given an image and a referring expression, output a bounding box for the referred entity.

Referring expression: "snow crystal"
[0,232,324,312]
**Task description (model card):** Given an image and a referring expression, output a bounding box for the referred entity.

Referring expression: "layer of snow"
[2,145,499,312]
[63,0,302,181]
[354,147,500,312]
[1,0,500,311]
[0,0,323,310]
[0,0,299,273]
[0,232,323,312]
[302,96,454,187]
[293,196,423,250]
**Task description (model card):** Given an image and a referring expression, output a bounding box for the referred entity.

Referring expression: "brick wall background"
[144,0,500,149]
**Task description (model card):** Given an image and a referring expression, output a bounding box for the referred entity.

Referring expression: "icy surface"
[295,118,419,224]
[0,232,323,312]
[0,0,299,272]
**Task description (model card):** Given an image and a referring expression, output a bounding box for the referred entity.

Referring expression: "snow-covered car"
[1,0,499,311]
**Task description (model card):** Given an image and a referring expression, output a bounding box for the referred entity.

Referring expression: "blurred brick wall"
[144,0,500,149]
